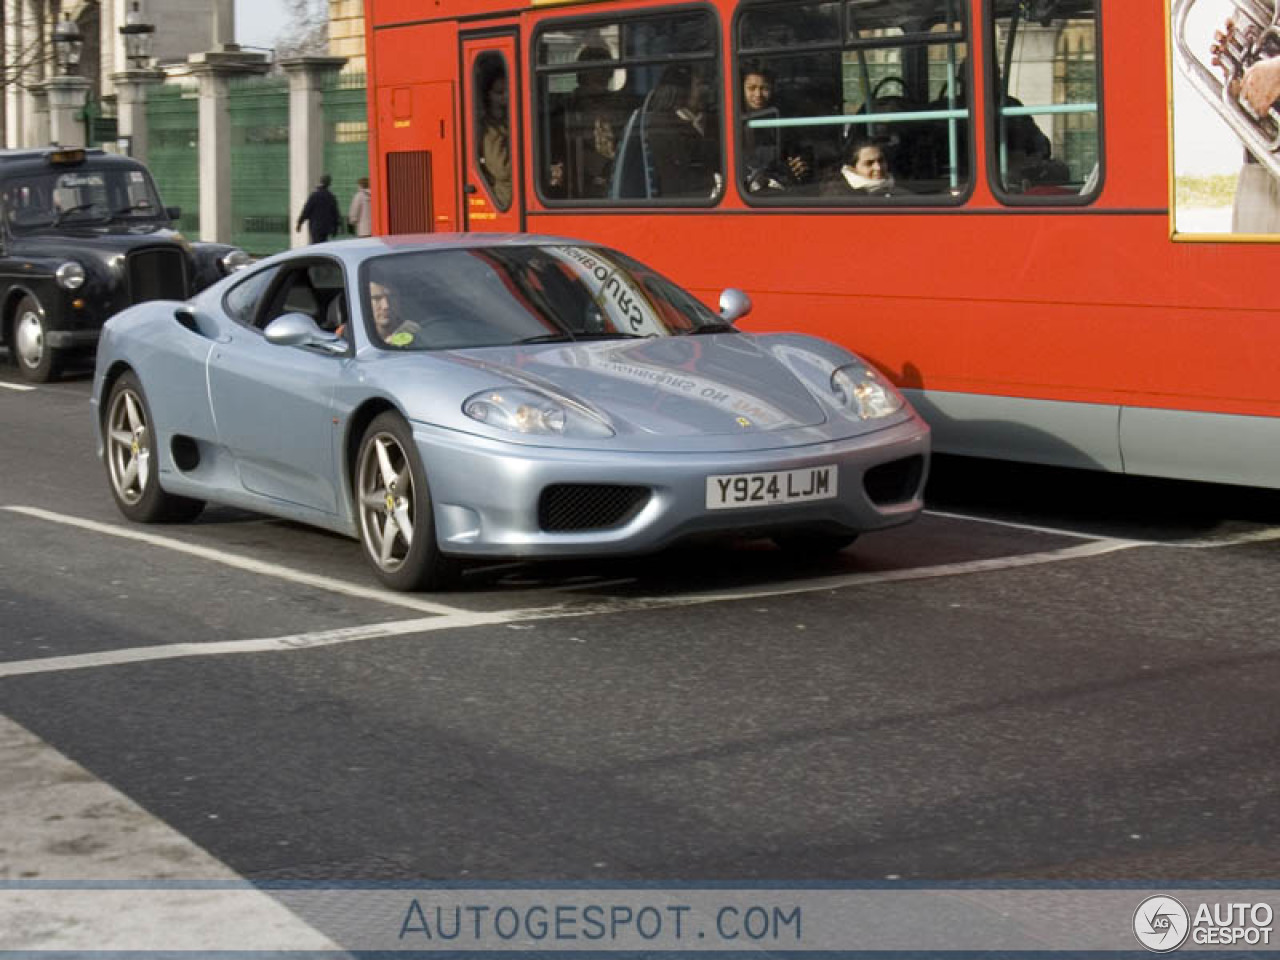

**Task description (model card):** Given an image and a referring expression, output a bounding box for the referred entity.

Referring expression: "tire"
[772,532,859,557]
[103,371,205,523]
[355,411,459,591]
[11,295,60,383]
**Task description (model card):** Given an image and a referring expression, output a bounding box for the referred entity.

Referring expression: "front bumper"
[46,328,101,350]
[414,416,930,557]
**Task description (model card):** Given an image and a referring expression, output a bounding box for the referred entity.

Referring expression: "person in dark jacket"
[296,174,340,243]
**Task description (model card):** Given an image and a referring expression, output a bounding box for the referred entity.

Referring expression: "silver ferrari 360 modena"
[92,235,930,591]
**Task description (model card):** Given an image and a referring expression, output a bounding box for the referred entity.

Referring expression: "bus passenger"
[479,70,512,208]
[740,62,810,193]
[549,46,634,199]
[822,139,904,197]
[646,65,722,199]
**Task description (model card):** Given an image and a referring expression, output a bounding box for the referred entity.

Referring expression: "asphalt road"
[2,363,1279,946]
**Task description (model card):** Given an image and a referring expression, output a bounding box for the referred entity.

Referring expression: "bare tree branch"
[275,0,328,58]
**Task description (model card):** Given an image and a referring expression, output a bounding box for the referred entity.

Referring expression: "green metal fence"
[82,99,118,151]
[145,83,199,236]
[229,74,291,255]
[323,71,369,231]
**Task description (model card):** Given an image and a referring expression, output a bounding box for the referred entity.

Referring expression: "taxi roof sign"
[48,148,86,165]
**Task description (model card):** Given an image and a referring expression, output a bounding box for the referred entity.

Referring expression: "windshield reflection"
[362,245,726,350]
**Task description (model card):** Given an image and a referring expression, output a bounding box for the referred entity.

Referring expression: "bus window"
[534,10,723,204]
[736,0,970,203]
[474,53,513,211]
[988,0,1101,202]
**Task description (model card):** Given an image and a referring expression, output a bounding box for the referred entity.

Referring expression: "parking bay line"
[0,381,36,392]
[926,508,1280,548]
[0,538,1137,680]
[1,505,470,617]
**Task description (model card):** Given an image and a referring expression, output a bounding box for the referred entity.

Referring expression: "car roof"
[0,147,150,178]
[334,232,595,252]
[251,233,605,271]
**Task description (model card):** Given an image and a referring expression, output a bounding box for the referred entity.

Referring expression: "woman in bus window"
[480,70,512,208]
[822,138,906,197]
[741,61,811,193]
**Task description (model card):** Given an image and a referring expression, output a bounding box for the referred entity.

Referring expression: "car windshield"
[362,245,725,350]
[3,165,166,232]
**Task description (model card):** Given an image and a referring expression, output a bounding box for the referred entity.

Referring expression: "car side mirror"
[165,206,181,221]
[719,288,752,322]
[264,312,347,354]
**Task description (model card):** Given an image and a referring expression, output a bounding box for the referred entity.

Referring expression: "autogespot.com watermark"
[398,899,801,945]
[1134,894,1274,952]
[6,884,1280,953]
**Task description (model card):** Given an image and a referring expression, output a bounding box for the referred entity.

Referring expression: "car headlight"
[220,249,252,274]
[831,363,904,420]
[463,387,613,438]
[55,261,85,290]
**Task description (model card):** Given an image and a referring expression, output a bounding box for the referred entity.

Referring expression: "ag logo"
[1134,895,1190,952]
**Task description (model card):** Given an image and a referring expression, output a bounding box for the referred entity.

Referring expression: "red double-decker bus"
[363,0,1280,489]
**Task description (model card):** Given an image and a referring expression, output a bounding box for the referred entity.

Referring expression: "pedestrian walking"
[348,176,372,237]
[296,174,340,243]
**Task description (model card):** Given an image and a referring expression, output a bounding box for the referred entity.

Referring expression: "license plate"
[705,465,838,510]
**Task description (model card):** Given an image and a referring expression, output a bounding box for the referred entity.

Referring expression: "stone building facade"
[327,0,365,75]
[2,0,233,148]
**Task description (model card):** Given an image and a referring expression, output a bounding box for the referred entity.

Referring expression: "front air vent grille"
[538,484,651,532]
[127,247,189,303]
[863,455,925,505]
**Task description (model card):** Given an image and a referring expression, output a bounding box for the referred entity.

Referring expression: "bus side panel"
[372,21,461,234]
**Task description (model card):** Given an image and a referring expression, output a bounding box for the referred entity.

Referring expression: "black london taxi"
[0,146,250,382]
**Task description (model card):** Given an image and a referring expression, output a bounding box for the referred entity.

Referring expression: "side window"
[732,0,967,203]
[988,0,1101,202]
[223,265,280,328]
[534,10,722,204]
[474,54,513,211]
[736,0,970,203]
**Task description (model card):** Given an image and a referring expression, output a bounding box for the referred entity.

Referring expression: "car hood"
[449,334,830,437]
[12,225,187,259]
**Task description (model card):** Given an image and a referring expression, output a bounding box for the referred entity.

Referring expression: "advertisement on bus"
[1171,0,1280,237]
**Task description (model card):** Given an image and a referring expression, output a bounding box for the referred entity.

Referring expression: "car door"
[207,258,351,515]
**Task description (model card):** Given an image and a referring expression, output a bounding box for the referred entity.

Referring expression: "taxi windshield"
[363,245,725,350]
[3,165,166,232]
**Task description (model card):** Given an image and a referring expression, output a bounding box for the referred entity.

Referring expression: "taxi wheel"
[772,532,859,557]
[103,371,204,523]
[355,411,459,592]
[11,295,60,383]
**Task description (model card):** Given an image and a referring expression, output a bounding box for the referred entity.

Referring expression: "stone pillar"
[111,68,164,162]
[212,0,235,49]
[5,0,23,146]
[281,56,347,249]
[26,82,49,147]
[46,76,90,148]
[187,49,269,244]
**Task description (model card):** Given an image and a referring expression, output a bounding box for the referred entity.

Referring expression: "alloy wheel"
[106,385,151,506]
[357,431,416,572]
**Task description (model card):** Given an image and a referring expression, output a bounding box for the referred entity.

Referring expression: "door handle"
[464,183,477,194]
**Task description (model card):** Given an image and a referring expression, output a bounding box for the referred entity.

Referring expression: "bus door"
[375,82,458,234]
[461,34,523,232]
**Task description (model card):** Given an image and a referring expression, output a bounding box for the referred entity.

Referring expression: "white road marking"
[0,539,1138,680]
[1,505,469,616]
[925,508,1280,549]
[0,714,343,951]
[1175,526,1280,549]
[924,509,1108,541]
[0,381,36,392]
